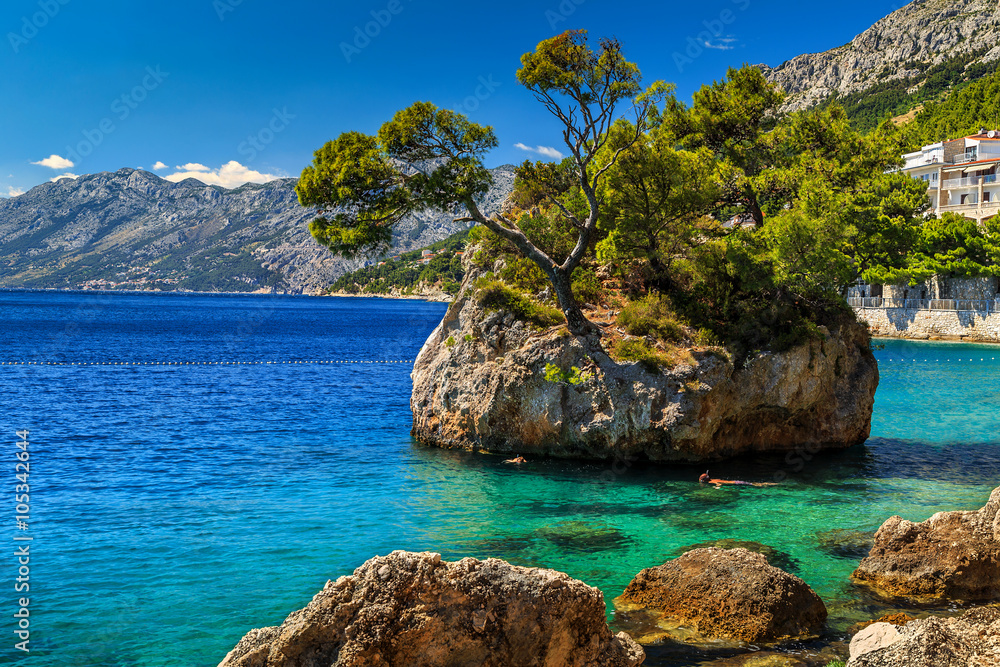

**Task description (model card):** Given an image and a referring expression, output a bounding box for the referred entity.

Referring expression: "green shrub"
[499,257,549,293]
[475,278,564,328]
[445,336,456,347]
[464,334,474,342]
[543,363,591,385]
[825,661,846,667]
[619,294,685,343]
[611,338,677,373]
[693,328,720,347]
[571,266,604,304]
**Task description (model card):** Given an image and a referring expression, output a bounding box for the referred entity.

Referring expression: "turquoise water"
[2,292,998,666]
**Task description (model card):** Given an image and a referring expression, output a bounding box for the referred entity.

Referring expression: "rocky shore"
[218,488,1000,667]
[410,266,879,462]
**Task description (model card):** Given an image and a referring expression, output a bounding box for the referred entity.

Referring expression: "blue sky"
[1,0,907,197]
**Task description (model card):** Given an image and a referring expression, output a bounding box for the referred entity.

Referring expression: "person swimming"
[505,455,527,464]
[699,471,775,488]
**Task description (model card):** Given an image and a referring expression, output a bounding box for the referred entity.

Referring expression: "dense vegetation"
[300,30,997,369]
[327,230,469,295]
[470,64,930,361]
[906,67,1000,146]
[819,49,1000,133]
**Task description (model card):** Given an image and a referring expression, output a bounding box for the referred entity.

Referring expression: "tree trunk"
[550,267,591,335]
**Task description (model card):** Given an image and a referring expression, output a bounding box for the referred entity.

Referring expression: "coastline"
[323,290,453,303]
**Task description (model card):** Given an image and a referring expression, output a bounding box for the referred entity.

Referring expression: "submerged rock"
[218,550,643,667]
[852,487,1000,601]
[410,264,878,462]
[614,547,827,644]
[814,528,874,561]
[847,607,1000,666]
[535,521,630,552]
[669,539,801,574]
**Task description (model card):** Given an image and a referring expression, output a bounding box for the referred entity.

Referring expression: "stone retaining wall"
[856,307,1000,342]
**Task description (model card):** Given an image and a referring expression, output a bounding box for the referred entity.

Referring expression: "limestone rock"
[762,0,1000,111]
[849,623,902,662]
[410,263,878,462]
[852,487,1000,600]
[846,607,1000,667]
[218,550,643,667]
[614,548,827,644]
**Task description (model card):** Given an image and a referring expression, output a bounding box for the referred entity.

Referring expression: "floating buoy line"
[0,360,414,366]
[882,357,996,362]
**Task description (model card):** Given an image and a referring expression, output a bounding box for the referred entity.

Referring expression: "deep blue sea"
[2,291,999,666]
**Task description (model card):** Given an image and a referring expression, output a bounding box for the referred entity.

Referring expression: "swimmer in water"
[698,471,776,488]
[505,455,527,464]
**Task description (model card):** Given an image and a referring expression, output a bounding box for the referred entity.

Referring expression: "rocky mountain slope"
[762,0,1000,111]
[0,166,514,294]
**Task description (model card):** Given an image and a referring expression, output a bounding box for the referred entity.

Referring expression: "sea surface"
[2,291,999,666]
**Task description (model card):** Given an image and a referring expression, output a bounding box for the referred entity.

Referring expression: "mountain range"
[0,166,514,294]
[4,0,999,294]
[762,0,1000,111]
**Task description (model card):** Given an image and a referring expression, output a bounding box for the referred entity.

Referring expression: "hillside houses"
[903,130,1000,224]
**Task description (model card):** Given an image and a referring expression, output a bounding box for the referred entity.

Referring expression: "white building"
[902,129,1000,223]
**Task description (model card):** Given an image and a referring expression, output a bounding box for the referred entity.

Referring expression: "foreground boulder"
[614,548,827,644]
[218,551,643,667]
[847,607,1000,666]
[853,487,1000,600]
[410,265,877,462]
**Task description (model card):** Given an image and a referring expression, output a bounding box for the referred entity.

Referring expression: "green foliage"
[463,334,474,342]
[610,338,677,373]
[500,256,550,293]
[664,66,785,227]
[598,66,922,361]
[445,336,456,347]
[908,67,1000,145]
[825,661,846,667]
[328,228,470,294]
[517,30,642,105]
[510,159,577,210]
[818,49,998,133]
[297,131,412,258]
[571,266,604,304]
[301,30,666,334]
[595,118,721,283]
[475,278,564,328]
[543,363,591,385]
[870,213,1000,285]
[618,294,685,343]
[298,102,497,260]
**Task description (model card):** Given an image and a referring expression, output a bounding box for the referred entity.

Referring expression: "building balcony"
[939,201,1000,215]
[941,174,998,189]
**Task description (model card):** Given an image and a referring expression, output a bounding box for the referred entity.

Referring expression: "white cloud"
[703,37,737,50]
[50,173,80,182]
[514,143,564,160]
[152,161,169,171]
[31,154,75,170]
[4,186,25,197]
[163,161,284,189]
